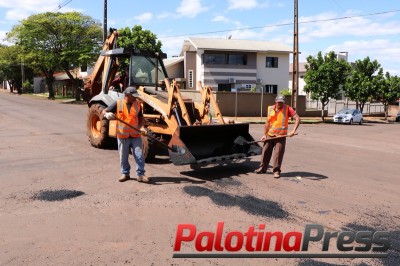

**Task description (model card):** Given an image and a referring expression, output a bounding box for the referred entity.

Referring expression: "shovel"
[234,133,298,146]
[114,117,186,155]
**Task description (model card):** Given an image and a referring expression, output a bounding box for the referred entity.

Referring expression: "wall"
[179,90,327,117]
[184,51,197,90]
[257,52,290,92]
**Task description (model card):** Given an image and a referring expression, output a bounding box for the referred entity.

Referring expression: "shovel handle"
[251,133,298,144]
[114,117,175,152]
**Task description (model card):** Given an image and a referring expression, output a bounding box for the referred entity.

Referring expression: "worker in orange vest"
[103,87,150,183]
[255,95,300,178]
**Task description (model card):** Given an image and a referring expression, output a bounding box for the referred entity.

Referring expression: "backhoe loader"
[84,30,262,165]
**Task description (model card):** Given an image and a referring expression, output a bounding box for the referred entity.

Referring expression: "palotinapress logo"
[172,222,390,258]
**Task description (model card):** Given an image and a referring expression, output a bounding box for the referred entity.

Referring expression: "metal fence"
[306,99,385,115]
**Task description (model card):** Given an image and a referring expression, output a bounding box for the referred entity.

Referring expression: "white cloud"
[0,31,11,45]
[212,15,230,23]
[157,12,172,20]
[228,0,258,10]
[327,39,400,64]
[158,35,186,57]
[176,0,208,18]
[134,13,152,24]
[0,0,57,9]
[1,0,83,22]
[5,9,30,21]
[299,11,400,40]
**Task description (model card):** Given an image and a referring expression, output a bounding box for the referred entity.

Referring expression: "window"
[204,54,226,64]
[265,85,278,94]
[204,53,247,65]
[188,70,194,88]
[130,55,166,85]
[218,84,231,91]
[266,57,278,68]
[228,54,247,65]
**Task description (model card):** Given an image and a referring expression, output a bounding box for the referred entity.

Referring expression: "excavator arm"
[83,29,118,102]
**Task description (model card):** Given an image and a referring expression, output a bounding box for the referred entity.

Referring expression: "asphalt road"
[0,92,399,266]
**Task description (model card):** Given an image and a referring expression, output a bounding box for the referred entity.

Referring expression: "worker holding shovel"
[254,95,300,178]
[103,87,150,183]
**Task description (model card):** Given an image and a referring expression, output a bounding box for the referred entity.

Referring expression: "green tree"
[6,12,102,99]
[117,25,162,52]
[304,51,351,121]
[115,25,163,76]
[0,45,35,94]
[376,72,400,120]
[280,88,292,96]
[344,57,383,113]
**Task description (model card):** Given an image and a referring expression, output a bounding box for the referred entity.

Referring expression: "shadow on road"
[296,259,338,266]
[147,176,206,185]
[281,171,328,180]
[183,186,289,219]
[342,223,400,266]
[180,160,259,181]
[147,157,171,165]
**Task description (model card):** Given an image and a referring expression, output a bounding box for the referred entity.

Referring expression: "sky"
[1,0,400,75]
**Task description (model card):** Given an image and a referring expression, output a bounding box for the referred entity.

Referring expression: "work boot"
[254,167,266,174]
[273,172,280,178]
[119,174,130,182]
[137,175,151,183]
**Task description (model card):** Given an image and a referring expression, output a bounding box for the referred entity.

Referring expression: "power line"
[161,9,400,38]
[52,0,73,12]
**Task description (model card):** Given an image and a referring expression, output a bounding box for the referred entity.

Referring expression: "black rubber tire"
[142,129,157,163]
[87,104,115,148]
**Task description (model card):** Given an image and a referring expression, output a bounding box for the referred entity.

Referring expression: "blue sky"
[1,0,400,74]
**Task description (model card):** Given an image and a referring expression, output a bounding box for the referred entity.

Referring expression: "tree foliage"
[114,25,163,79]
[344,57,383,113]
[0,45,35,93]
[6,12,102,99]
[376,72,400,120]
[304,51,351,121]
[117,25,162,52]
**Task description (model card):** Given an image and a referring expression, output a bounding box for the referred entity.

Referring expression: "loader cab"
[100,48,168,94]
[129,52,168,88]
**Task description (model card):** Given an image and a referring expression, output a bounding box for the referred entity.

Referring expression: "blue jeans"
[117,137,145,177]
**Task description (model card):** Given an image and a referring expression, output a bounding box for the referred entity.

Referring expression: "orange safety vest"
[116,99,141,138]
[267,104,289,136]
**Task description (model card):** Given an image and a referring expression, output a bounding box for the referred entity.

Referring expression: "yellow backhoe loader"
[84,30,262,166]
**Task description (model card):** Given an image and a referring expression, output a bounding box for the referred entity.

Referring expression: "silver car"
[333,109,363,125]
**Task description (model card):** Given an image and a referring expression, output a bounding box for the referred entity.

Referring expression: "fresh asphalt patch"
[32,189,85,202]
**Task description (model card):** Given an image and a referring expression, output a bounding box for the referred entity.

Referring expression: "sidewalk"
[1,89,396,124]
[223,116,396,124]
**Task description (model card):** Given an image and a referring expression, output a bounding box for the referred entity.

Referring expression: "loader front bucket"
[168,124,262,165]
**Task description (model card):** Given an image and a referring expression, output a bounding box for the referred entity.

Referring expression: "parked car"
[396,112,400,122]
[333,108,363,125]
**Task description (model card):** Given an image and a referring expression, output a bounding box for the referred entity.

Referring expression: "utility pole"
[21,58,25,85]
[103,0,107,42]
[291,0,299,110]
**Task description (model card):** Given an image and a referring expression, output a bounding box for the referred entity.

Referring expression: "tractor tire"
[142,129,157,163]
[87,104,115,148]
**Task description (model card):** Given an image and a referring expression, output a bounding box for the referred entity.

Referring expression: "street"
[0,92,399,266]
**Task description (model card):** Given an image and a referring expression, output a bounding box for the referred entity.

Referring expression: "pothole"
[32,189,85,202]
